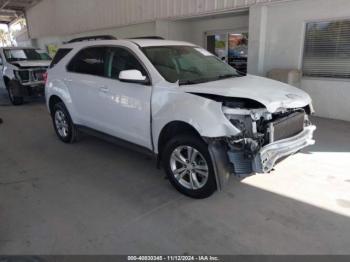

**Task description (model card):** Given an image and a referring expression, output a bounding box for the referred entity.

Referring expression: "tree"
[0,29,9,47]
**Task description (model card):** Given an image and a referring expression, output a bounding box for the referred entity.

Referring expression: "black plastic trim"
[67,35,117,43]
[207,140,232,191]
[76,125,156,158]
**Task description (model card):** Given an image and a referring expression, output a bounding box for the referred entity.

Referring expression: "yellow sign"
[47,44,59,58]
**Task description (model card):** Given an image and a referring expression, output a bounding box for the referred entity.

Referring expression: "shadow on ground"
[303,117,350,153]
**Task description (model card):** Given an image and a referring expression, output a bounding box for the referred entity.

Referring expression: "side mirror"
[119,70,149,84]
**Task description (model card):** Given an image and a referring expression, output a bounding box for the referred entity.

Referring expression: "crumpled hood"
[11,60,51,68]
[182,75,312,113]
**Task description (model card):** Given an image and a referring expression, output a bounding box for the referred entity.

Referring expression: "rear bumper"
[253,125,316,173]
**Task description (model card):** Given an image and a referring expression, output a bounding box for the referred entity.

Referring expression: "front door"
[99,47,152,149]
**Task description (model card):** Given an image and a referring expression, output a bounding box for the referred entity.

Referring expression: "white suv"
[45,38,316,198]
[0,47,51,105]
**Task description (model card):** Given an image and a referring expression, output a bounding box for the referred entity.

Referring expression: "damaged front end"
[14,68,47,86]
[205,96,316,189]
[223,103,316,174]
[12,68,48,97]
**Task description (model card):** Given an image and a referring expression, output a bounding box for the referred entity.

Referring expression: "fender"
[3,64,16,81]
[152,85,241,154]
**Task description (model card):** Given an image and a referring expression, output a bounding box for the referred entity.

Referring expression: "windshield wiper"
[179,74,239,86]
[178,79,203,86]
[218,73,238,79]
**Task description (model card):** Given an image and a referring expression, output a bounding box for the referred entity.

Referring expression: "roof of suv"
[63,39,196,49]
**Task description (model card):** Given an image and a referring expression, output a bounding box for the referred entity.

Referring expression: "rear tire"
[162,134,217,199]
[7,80,24,106]
[52,102,77,143]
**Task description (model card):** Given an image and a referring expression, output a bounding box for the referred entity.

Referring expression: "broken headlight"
[14,70,30,82]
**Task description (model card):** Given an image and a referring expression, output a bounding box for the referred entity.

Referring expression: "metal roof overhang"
[0,0,40,24]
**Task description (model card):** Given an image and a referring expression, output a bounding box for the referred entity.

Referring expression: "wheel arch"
[157,121,203,157]
[48,95,64,115]
[156,119,233,192]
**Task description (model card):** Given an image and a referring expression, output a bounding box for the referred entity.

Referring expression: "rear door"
[64,46,109,131]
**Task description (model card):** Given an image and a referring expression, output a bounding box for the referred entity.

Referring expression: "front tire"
[52,102,77,143]
[162,135,217,199]
[7,80,24,105]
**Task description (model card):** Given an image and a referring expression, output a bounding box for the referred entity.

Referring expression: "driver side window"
[106,47,147,80]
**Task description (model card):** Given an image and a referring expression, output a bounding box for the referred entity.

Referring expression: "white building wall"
[155,13,249,45]
[248,0,350,121]
[33,22,156,50]
[26,0,285,38]
[31,14,250,50]
[155,20,193,42]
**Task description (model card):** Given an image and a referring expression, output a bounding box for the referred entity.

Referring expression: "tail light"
[43,72,48,85]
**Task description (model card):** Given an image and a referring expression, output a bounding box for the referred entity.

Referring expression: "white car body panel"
[62,72,107,130]
[151,83,242,153]
[180,75,312,113]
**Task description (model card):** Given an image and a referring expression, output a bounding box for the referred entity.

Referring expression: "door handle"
[64,78,73,82]
[99,86,109,93]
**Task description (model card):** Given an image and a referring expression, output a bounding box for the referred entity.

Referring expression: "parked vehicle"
[0,47,51,105]
[45,39,316,198]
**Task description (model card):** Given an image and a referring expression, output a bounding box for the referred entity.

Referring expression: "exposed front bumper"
[21,80,45,86]
[19,83,45,97]
[253,125,316,173]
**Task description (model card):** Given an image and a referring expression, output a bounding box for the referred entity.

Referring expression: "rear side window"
[67,47,107,77]
[50,48,72,68]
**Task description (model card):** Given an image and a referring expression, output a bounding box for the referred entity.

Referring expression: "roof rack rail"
[129,36,165,40]
[67,35,117,43]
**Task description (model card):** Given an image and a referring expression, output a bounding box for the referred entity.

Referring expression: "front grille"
[271,112,305,142]
[16,68,47,83]
[17,71,30,82]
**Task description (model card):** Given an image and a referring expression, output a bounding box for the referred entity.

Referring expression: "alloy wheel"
[170,145,209,190]
[54,110,69,138]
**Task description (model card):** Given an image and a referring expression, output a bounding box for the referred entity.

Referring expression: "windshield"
[142,46,241,85]
[4,49,51,62]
